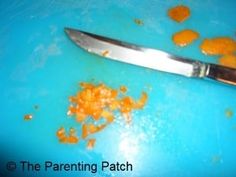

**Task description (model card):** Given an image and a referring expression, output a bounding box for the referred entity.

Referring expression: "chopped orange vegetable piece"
[172,29,199,47]
[120,86,127,93]
[218,54,236,69]
[56,127,79,144]
[101,110,114,123]
[109,100,120,110]
[82,124,88,139]
[57,127,65,137]
[24,114,33,120]
[59,137,68,143]
[168,5,190,23]
[88,124,97,134]
[67,136,79,144]
[69,128,76,136]
[87,139,96,150]
[76,112,87,122]
[133,92,148,109]
[200,37,236,55]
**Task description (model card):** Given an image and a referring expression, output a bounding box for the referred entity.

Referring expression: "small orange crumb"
[76,112,87,123]
[82,124,88,139]
[57,127,66,137]
[59,137,68,143]
[101,50,109,57]
[172,29,199,47]
[87,139,96,150]
[87,123,107,134]
[24,114,33,120]
[133,92,148,109]
[67,136,79,144]
[120,86,127,93]
[134,18,144,26]
[101,110,114,123]
[200,37,236,55]
[69,127,76,136]
[218,55,236,69]
[56,127,79,144]
[56,127,67,143]
[168,5,190,23]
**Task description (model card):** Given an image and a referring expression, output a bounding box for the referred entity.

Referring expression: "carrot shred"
[87,139,96,150]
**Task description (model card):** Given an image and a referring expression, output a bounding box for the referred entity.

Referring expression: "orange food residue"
[58,82,148,148]
[24,114,33,120]
[218,54,236,69]
[56,127,79,144]
[168,5,190,23]
[101,50,109,57]
[200,37,236,55]
[172,29,199,47]
[87,139,96,150]
[120,85,127,93]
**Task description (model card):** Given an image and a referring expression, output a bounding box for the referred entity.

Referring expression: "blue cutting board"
[1,0,236,177]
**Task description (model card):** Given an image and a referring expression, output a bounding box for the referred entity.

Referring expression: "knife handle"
[206,64,236,86]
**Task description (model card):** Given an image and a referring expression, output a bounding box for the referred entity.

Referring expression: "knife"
[64,27,236,86]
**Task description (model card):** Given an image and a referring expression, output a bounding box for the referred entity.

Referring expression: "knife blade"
[64,27,236,86]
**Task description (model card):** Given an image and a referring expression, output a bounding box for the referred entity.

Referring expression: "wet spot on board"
[225,108,234,119]
[34,105,39,110]
[211,155,222,164]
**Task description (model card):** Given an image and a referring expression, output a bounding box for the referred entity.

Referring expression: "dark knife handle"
[206,64,236,86]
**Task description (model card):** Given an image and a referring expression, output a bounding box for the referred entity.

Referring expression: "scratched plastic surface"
[0,0,236,177]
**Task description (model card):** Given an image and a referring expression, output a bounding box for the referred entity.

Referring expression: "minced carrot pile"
[218,54,236,69]
[168,5,190,23]
[172,29,199,47]
[57,82,148,149]
[200,37,236,55]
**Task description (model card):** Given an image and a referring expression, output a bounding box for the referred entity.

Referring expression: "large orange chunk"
[168,5,190,23]
[200,37,236,55]
[172,29,199,47]
[218,54,236,69]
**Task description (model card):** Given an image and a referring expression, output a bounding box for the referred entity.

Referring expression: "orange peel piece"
[172,29,199,47]
[200,37,236,55]
[168,5,190,23]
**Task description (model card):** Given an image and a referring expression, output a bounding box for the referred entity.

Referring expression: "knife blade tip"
[64,27,71,34]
